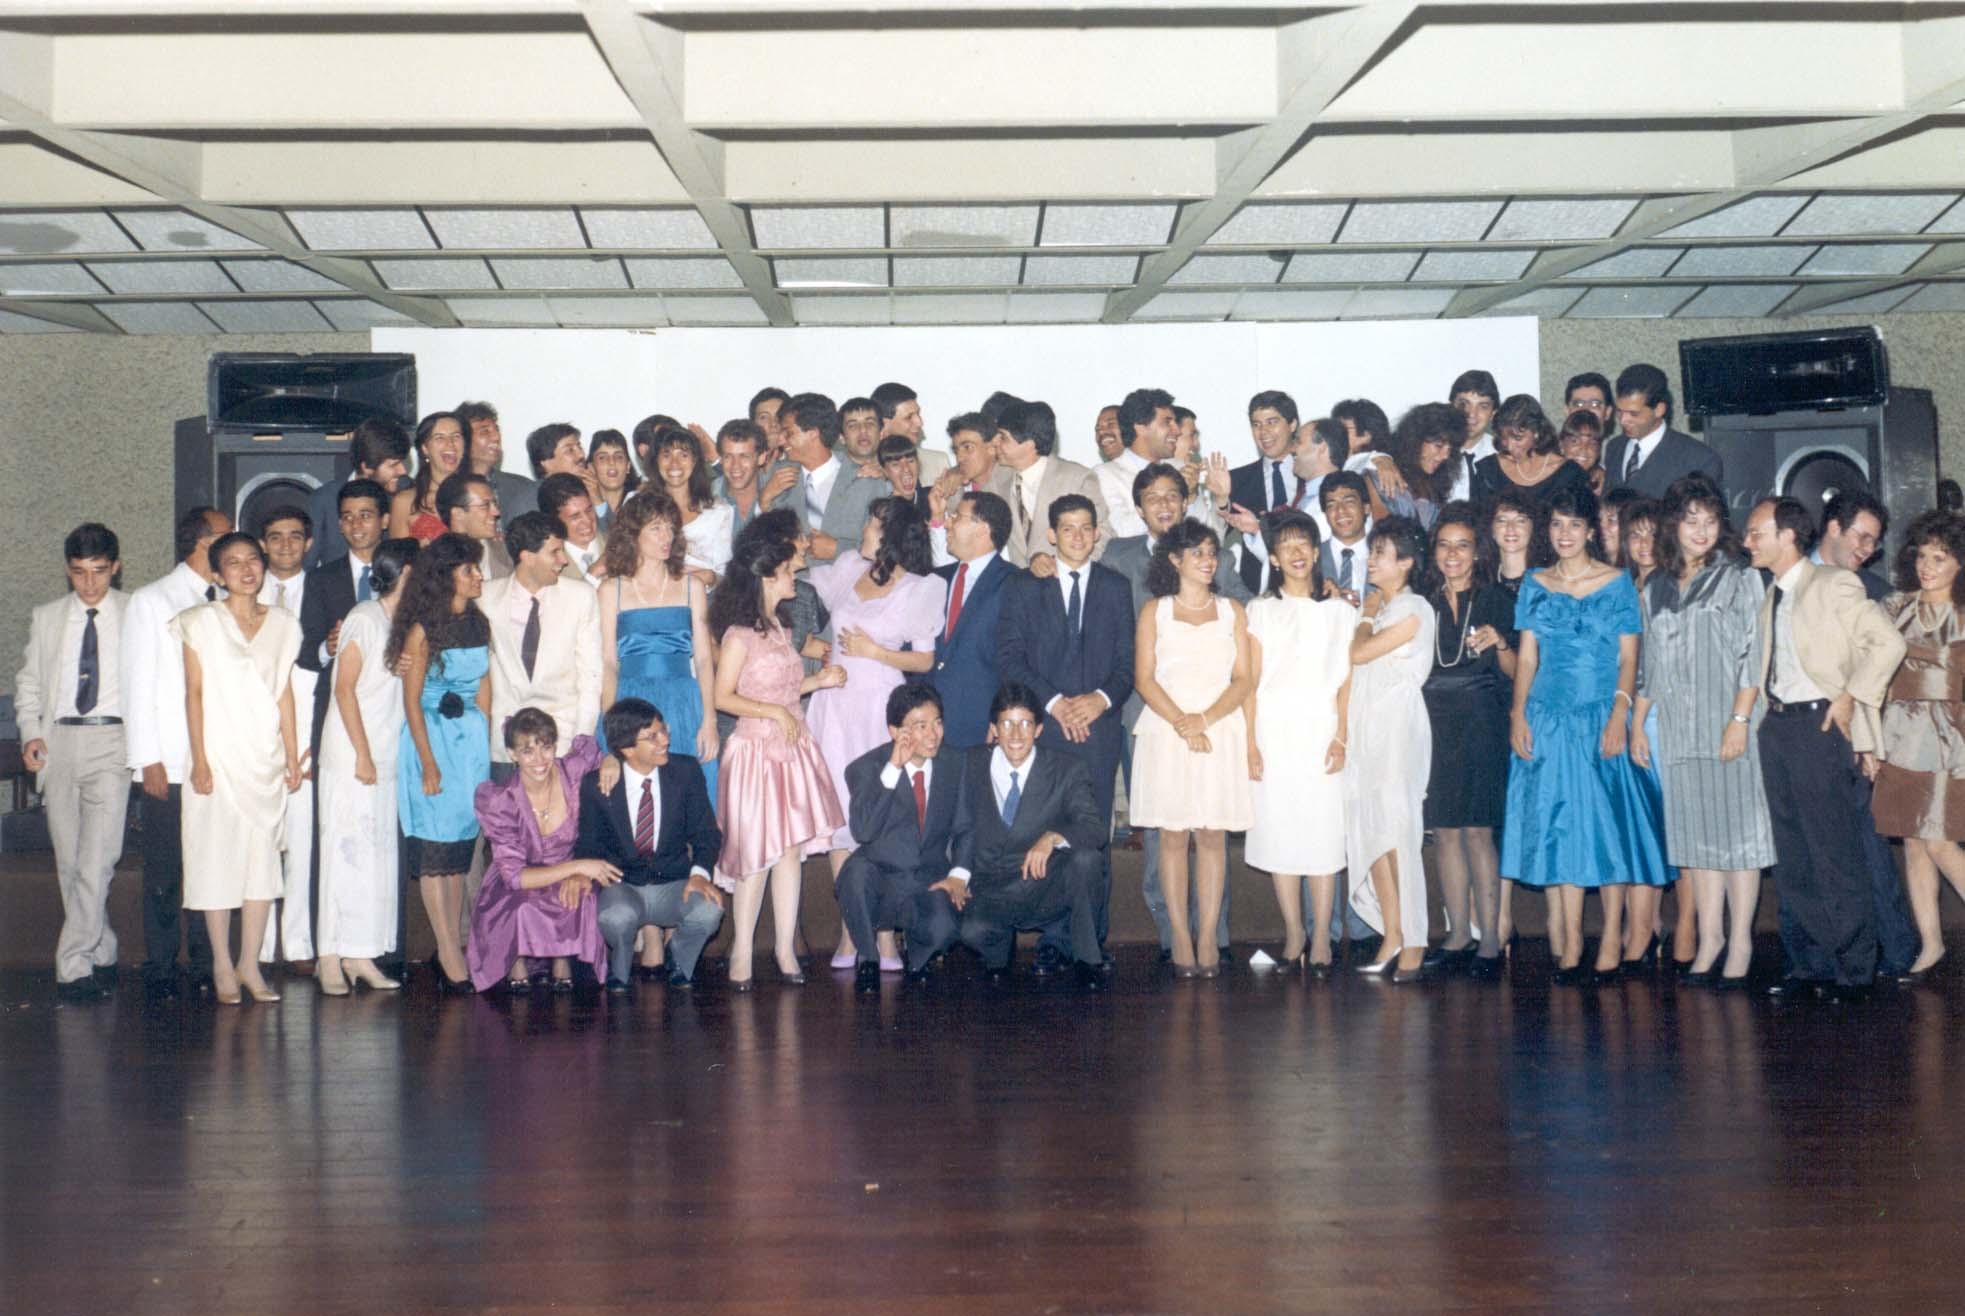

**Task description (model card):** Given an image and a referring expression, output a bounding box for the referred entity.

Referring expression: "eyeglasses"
[994,717,1037,733]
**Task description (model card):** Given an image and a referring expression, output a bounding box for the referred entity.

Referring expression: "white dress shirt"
[122,561,212,781]
[1094,449,1225,539]
[1769,560,1828,705]
[1618,418,1667,481]
[1447,434,1497,503]
[565,536,605,584]
[622,759,711,879]
[259,570,307,618]
[1045,566,1110,715]
[1011,456,1048,525]
[801,455,842,527]
[55,594,122,719]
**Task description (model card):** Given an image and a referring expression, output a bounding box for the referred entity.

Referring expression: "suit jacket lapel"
[607,776,634,855]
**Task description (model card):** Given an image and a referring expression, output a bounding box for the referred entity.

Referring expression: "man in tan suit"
[1745,496,1907,1002]
[16,523,130,1003]
[480,512,603,783]
[539,473,608,586]
[992,399,1110,573]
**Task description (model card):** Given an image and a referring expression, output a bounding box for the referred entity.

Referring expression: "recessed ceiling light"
[579,208,720,250]
[1022,254,1139,285]
[489,258,629,290]
[1674,284,1797,317]
[0,261,102,295]
[287,208,435,252]
[373,259,499,291]
[112,209,260,252]
[98,301,221,334]
[893,256,1023,287]
[750,206,885,250]
[424,208,587,250]
[1668,245,1811,278]
[1338,200,1501,245]
[1168,253,1285,286]
[87,259,238,295]
[1783,193,1958,237]
[624,258,747,291]
[1487,198,1639,242]
[891,205,1039,249]
[774,256,888,289]
[1040,204,1178,248]
[0,211,137,257]
[197,300,334,333]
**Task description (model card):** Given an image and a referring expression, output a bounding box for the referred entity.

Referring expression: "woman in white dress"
[1243,510,1354,975]
[314,538,416,997]
[651,423,733,588]
[176,531,303,1005]
[1345,516,1438,982]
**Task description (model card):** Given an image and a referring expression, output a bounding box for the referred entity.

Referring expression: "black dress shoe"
[142,974,182,1000]
[1714,972,1750,991]
[666,970,694,990]
[985,966,1013,989]
[57,979,108,1004]
[605,977,630,996]
[1827,983,1873,1005]
[1032,945,1065,977]
[1680,967,1717,987]
[1763,976,1819,999]
[855,961,880,994]
[1550,964,1584,986]
[189,973,216,997]
[1074,962,1106,993]
[1156,948,1173,964]
[1465,955,1503,981]
[92,965,119,988]
[1589,965,1623,987]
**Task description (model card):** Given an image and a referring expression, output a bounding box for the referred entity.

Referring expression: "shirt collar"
[622,758,659,804]
[960,549,999,575]
[1777,558,1809,591]
[992,745,1036,780]
[1629,419,1667,452]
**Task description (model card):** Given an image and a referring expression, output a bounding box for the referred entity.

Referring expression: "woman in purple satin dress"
[467,708,620,992]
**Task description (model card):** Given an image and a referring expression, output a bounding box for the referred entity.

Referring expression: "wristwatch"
[1730,713,1751,724]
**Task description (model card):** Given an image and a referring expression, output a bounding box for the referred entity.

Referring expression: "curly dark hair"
[1493,393,1559,457]
[601,488,689,582]
[1614,497,1660,580]
[1893,508,1965,605]
[1368,515,1438,596]
[386,532,488,673]
[1651,476,1741,580]
[652,425,715,514]
[1146,518,1220,598]
[1390,402,1461,507]
[1542,483,1606,564]
[410,411,470,514]
[708,531,797,638]
[1487,489,1551,571]
[864,496,935,585]
[1428,500,1498,590]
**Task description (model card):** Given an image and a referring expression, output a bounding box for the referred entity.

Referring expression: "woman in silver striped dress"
[1631,477,1775,986]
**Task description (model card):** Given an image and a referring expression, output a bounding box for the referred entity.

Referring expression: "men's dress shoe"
[855,962,881,994]
[142,975,181,1001]
[605,977,630,996]
[903,965,933,987]
[1828,983,1872,1005]
[985,966,1013,989]
[57,979,108,1004]
[92,965,119,988]
[285,959,316,978]
[634,964,666,982]
[666,970,694,990]
[1763,976,1818,999]
[1032,945,1065,977]
[1156,947,1173,964]
[189,973,216,998]
[1074,962,1106,993]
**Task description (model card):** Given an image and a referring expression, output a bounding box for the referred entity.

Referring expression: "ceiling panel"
[0,261,103,295]
[1796,243,1930,276]
[98,302,221,334]
[893,256,1024,287]
[489,257,630,290]
[1134,291,1236,321]
[1660,195,1811,239]
[425,208,587,251]
[0,211,139,256]
[1168,254,1286,286]
[1675,284,1797,317]
[1006,291,1109,323]
[1022,254,1139,286]
[1783,193,1959,237]
[1897,283,1965,312]
[793,295,891,326]
[0,307,83,333]
[1337,200,1502,245]
[548,297,671,328]
[774,257,888,289]
[1668,245,1811,278]
[223,260,346,294]
[1568,286,1698,318]
[197,299,334,332]
[894,293,1009,325]
[1283,250,1419,284]
[623,257,746,291]
[88,259,237,295]
[1413,249,1537,282]
[373,258,499,291]
[1564,248,1683,279]
[112,210,259,252]
[890,205,1039,249]
[580,208,720,251]
[1341,288,1454,319]
[314,299,417,330]
[1488,198,1638,242]
[1804,286,1919,314]
[448,297,557,327]
[1476,287,1585,318]
[750,206,885,250]
[664,297,770,326]
[1206,203,1348,247]
[1039,204,1178,248]
[1231,289,1352,321]
[287,208,435,252]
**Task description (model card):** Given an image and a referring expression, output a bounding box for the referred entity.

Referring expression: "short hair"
[886,681,943,728]
[503,705,559,752]
[996,399,1058,457]
[988,681,1043,727]
[454,400,500,430]
[1614,363,1673,418]
[1145,518,1220,598]
[1318,469,1370,514]
[876,434,919,464]
[979,391,1025,434]
[1171,404,1196,426]
[63,522,119,563]
[946,411,991,441]
[1118,387,1175,445]
[174,505,222,561]
[503,509,559,564]
[351,418,411,475]
[1822,488,1890,543]
[716,418,766,453]
[1258,508,1322,599]
[1448,370,1500,406]
[1048,492,1099,531]
[1307,416,1351,468]
[523,422,581,479]
[339,477,390,517]
[870,382,917,423]
[1132,461,1187,508]
[839,395,879,423]
[537,472,592,531]
[1544,484,1607,562]
[256,503,312,538]
[1368,515,1438,595]
[1894,509,1965,604]
[1559,410,1604,445]
[748,387,791,418]
[1493,394,1559,457]
[206,529,265,577]
[959,491,1012,551]
[1756,495,1819,554]
[1565,372,1614,406]
[437,472,491,527]
[1248,390,1298,425]
[602,697,665,759]
[784,392,841,446]
[1331,398,1391,449]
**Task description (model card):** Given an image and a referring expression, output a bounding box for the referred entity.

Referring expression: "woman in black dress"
[1423,502,1517,977]
[1470,394,1590,509]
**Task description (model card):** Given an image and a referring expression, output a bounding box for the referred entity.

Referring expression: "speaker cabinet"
[208,352,416,432]
[1681,327,1888,416]
[175,418,345,535]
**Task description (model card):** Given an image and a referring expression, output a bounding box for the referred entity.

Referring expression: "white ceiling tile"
[623,257,746,290]
[1477,287,1584,317]
[1567,286,1697,318]
[750,205,885,249]
[1022,254,1138,285]
[1337,199,1502,244]
[1340,288,1453,319]
[894,293,1008,325]
[1897,283,1965,312]
[1283,250,1418,283]
[98,301,220,334]
[1660,195,1810,239]
[1669,245,1810,278]
[1413,249,1536,281]
[1925,199,1965,235]
[0,211,137,256]
[112,209,259,252]
[1564,247,1682,279]
[1674,284,1798,317]
[774,256,888,289]
[665,296,770,326]
[793,295,892,326]
[490,257,629,290]
[1231,289,1352,320]
[373,258,499,291]
[447,297,557,327]
[579,207,719,251]
[1797,243,1930,276]
[1205,203,1348,247]
[1006,291,1109,323]
[425,207,586,250]
[0,307,82,333]
[1039,203,1178,248]
[0,261,102,295]
[87,259,237,294]
[1488,197,1638,242]
[547,297,670,327]
[286,208,434,251]
[1134,291,1236,320]
[893,255,1023,287]
[1169,253,1286,285]
[313,300,417,330]
[197,299,334,332]
[223,259,344,293]
[1784,192,1958,236]
[1804,286,1918,314]
[891,205,1039,249]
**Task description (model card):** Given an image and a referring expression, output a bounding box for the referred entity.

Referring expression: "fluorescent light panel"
[1039,203,1178,248]
[286,208,435,252]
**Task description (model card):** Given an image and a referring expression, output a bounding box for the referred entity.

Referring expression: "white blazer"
[479,573,603,763]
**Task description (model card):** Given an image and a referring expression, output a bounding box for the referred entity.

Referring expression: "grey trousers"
[597,880,724,983]
[45,724,129,983]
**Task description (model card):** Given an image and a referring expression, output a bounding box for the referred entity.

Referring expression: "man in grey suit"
[765,392,890,566]
[1604,363,1725,500]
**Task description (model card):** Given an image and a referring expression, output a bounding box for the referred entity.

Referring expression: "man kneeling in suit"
[577,698,725,992]
[837,684,969,993]
[955,682,1108,992]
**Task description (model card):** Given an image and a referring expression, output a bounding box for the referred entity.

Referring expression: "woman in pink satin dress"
[710,533,847,990]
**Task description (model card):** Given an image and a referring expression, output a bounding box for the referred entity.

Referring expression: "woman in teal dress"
[389,532,491,994]
[598,490,720,805]
[1502,485,1668,985]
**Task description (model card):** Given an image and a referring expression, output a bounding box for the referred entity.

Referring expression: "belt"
[1765,697,1829,716]
[55,715,123,726]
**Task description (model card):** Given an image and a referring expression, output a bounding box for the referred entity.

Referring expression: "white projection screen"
[374,319,1540,472]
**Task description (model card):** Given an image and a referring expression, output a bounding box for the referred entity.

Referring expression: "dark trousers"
[1038,729,1118,958]
[1854,776,1920,974]
[139,785,212,981]
[959,849,1102,970]
[834,854,959,972]
[1759,710,1877,986]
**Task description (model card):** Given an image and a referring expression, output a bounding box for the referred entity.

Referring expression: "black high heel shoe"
[1623,935,1661,971]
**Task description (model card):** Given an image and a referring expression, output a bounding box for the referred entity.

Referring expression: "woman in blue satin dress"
[1502,484,1668,985]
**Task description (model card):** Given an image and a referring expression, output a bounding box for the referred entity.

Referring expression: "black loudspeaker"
[175,418,345,535]
[1702,387,1939,558]
[208,352,416,432]
[1681,327,1888,417]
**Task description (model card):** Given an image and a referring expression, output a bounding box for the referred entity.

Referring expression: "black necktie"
[521,596,541,679]
[1623,441,1641,483]
[1768,584,1785,691]
[1269,461,1287,510]
[76,607,99,715]
[203,583,217,602]
[1066,570,1083,642]
[1340,548,1355,592]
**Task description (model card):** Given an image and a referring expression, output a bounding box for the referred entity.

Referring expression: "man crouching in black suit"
[837,684,969,993]
[955,682,1109,992]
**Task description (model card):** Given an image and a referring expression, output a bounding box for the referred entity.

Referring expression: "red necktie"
[911,768,927,830]
[634,777,654,855]
[946,562,969,634]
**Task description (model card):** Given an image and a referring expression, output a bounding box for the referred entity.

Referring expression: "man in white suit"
[17,523,130,1003]
[992,399,1110,573]
[480,511,603,784]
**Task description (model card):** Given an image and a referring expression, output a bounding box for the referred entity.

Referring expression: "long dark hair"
[1651,476,1739,581]
[386,532,487,672]
[709,531,796,638]
[601,488,688,582]
[1146,518,1220,598]
[653,426,715,514]
[1894,508,1965,605]
[1488,489,1550,571]
[1493,393,1559,457]
[1259,508,1324,599]
[1616,497,1660,580]
[1542,484,1606,564]
[1391,402,1460,508]
[411,411,469,512]
[1368,515,1437,596]
[1428,500,1497,593]
[865,496,934,584]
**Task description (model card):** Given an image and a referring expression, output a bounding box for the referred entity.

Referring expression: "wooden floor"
[6,940,1965,1315]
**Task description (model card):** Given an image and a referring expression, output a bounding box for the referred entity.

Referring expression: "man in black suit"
[578,699,725,992]
[997,493,1133,969]
[303,419,409,570]
[1814,489,1893,602]
[929,490,1020,749]
[837,685,969,992]
[953,683,1108,991]
[1604,363,1725,499]
[1226,390,1304,596]
[298,478,391,749]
